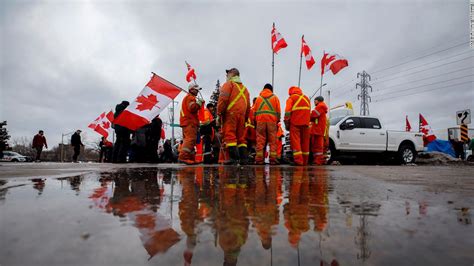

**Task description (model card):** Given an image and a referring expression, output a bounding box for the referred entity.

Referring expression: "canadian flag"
[419,114,436,144]
[88,111,115,139]
[301,36,315,70]
[185,61,196,83]
[405,116,412,132]
[321,52,349,75]
[161,128,166,140]
[114,73,182,131]
[271,23,288,54]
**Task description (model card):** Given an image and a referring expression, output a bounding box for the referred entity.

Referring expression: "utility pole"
[169,100,178,147]
[356,71,373,116]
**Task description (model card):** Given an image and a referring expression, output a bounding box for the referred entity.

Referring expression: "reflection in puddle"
[0,166,472,265]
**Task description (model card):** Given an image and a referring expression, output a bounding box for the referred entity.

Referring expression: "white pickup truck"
[328,115,424,164]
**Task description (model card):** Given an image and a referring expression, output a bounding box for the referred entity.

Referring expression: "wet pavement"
[0,164,473,265]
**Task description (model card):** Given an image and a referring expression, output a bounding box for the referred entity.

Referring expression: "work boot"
[238,147,249,165]
[179,159,196,165]
[225,146,240,165]
[270,158,280,165]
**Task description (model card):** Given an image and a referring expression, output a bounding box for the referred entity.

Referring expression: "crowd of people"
[28,67,472,164]
[29,67,329,165]
[177,67,329,166]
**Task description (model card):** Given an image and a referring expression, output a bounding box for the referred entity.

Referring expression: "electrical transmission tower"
[356,71,373,116]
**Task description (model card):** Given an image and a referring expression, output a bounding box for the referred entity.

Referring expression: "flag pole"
[272,22,275,88]
[298,35,303,88]
[319,50,325,96]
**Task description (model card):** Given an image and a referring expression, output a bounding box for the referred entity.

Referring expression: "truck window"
[330,116,345,125]
[345,117,362,128]
[362,118,381,129]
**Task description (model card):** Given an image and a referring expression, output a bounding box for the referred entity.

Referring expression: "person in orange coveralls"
[200,103,216,164]
[179,84,204,164]
[276,122,284,161]
[310,96,328,165]
[254,84,281,165]
[217,68,251,165]
[245,97,257,162]
[284,86,311,166]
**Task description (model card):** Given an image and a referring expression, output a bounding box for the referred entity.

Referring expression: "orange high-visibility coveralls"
[284,87,311,165]
[217,79,250,149]
[276,123,284,160]
[254,88,281,164]
[245,103,257,147]
[310,101,328,165]
[179,93,201,163]
[199,108,215,163]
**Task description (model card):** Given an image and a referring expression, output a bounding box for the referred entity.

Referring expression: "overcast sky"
[1,0,472,147]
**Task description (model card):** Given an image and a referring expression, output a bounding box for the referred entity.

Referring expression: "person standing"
[284,86,311,166]
[276,122,284,162]
[217,68,251,165]
[146,115,163,163]
[71,130,84,162]
[178,84,203,164]
[99,137,113,162]
[32,130,48,162]
[245,97,257,163]
[200,103,216,164]
[254,84,281,165]
[310,96,328,165]
[112,101,131,163]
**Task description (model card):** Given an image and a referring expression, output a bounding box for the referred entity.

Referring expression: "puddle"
[0,166,472,265]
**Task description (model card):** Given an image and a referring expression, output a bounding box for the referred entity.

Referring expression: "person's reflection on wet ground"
[91,169,180,259]
[217,166,250,266]
[308,168,329,232]
[284,167,310,248]
[178,167,201,266]
[57,175,83,195]
[31,178,46,195]
[246,166,279,250]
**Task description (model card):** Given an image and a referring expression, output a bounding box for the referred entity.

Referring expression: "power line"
[369,35,466,73]
[373,80,473,103]
[372,49,473,81]
[332,78,356,91]
[371,55,474,84]
[373,73,474,96]
[371,41,469,74]
[372,66,473,92]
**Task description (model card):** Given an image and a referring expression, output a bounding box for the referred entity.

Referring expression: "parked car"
[329,115,424,164]
[0,151,28,162]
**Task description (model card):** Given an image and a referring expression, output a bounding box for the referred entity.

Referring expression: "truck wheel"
[398,144,416,164]
[327,143,335,164]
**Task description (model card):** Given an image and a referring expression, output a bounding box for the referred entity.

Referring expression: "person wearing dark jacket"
[71,130,84,162]
[146,115,163,163]
[112,101,131,163]
[32,130,48,161]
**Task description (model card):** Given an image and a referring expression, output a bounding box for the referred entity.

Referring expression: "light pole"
[310,83,327,100]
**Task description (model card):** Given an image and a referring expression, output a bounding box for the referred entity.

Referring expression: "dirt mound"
[417,151,463,165]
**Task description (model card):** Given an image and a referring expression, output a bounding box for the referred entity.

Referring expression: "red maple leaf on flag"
[136,94,159,111]
[102,121,110,129]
